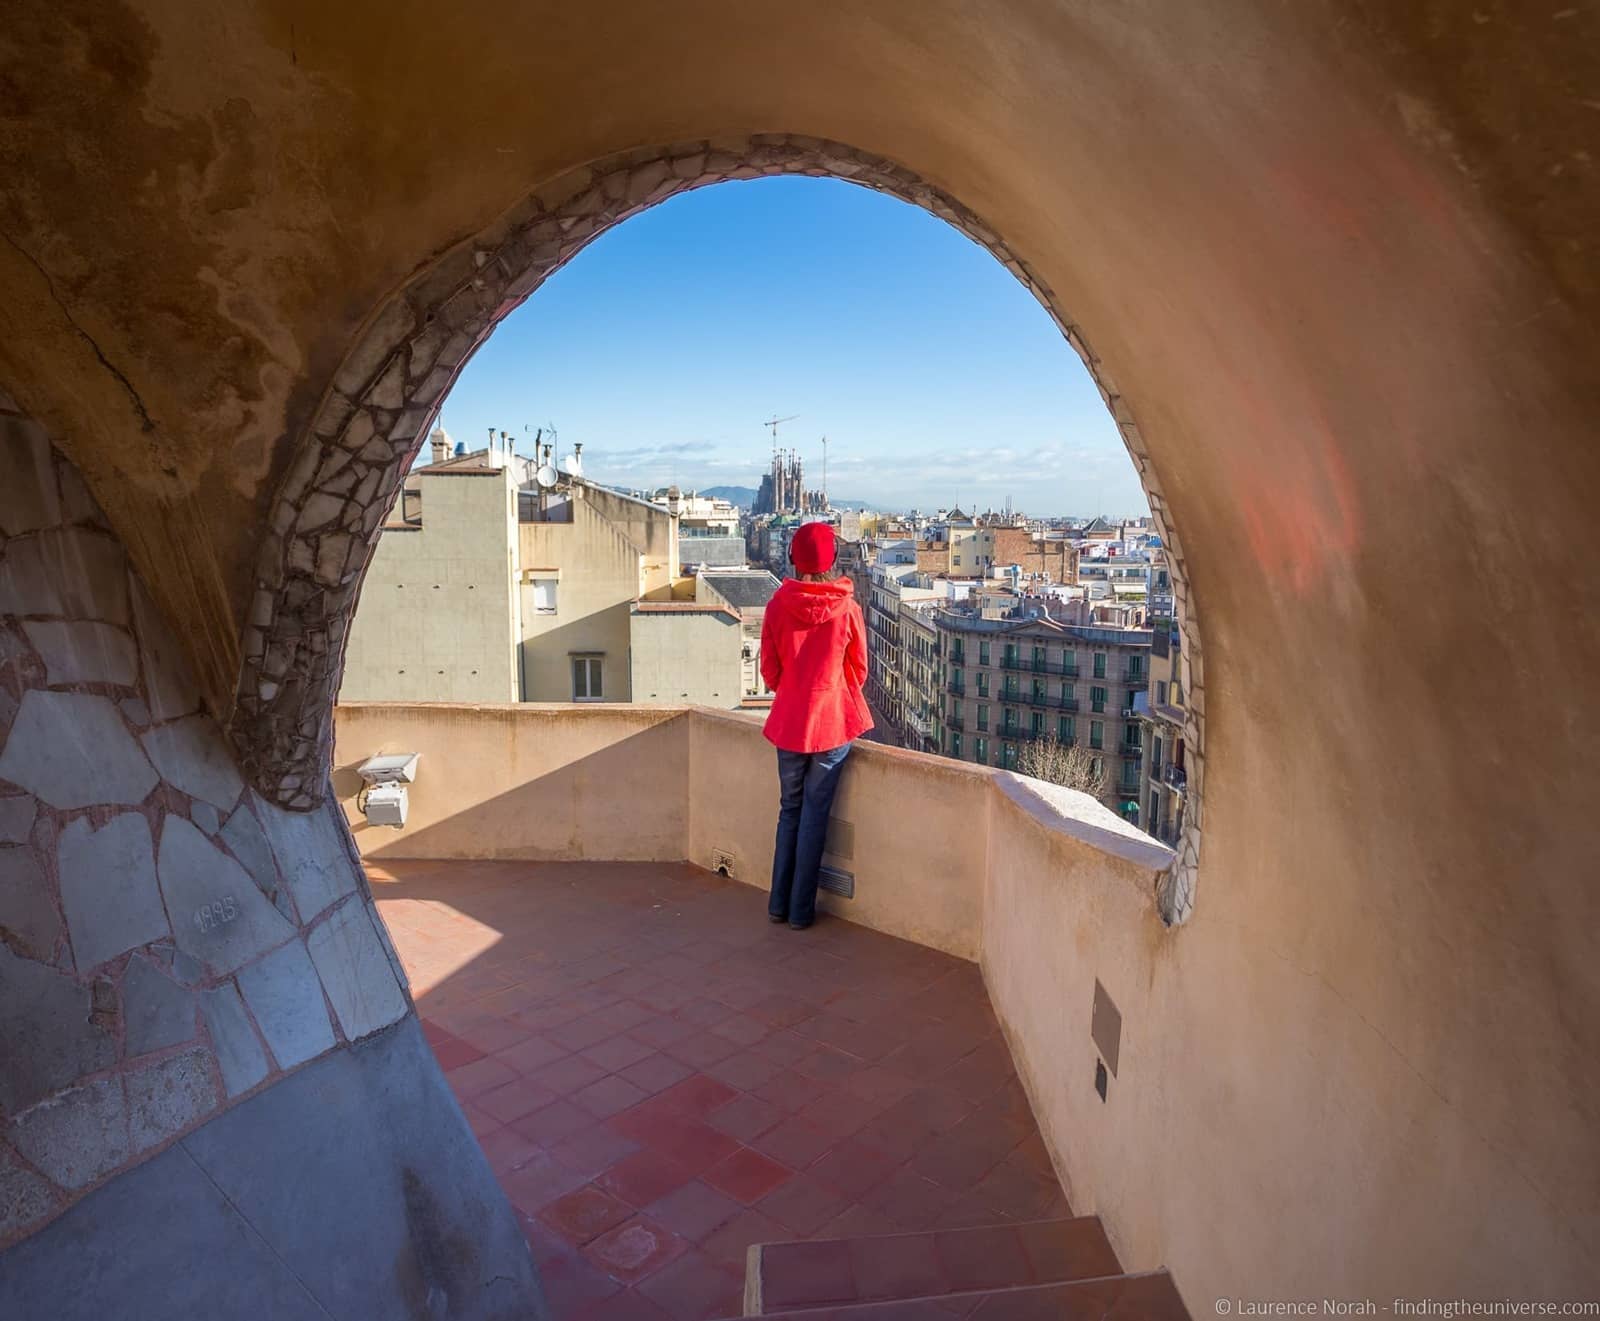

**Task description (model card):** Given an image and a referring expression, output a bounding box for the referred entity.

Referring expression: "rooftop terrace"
[378,857,1065,1316]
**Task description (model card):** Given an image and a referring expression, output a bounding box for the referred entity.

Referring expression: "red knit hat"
[790,522,837,575]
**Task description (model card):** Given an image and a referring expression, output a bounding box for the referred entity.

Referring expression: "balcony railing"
[1163,764,1188,791]
[1123,669,1146,684]
[999,726,1049,742]
[947,680,966,696]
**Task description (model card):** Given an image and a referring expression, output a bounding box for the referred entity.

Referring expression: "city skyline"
[429,175,1149,516]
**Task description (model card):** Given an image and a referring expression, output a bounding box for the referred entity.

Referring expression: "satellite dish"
[535,465,559,489]
[559,455,583,476]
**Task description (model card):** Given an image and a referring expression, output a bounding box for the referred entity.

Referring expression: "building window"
[979,642,991,666]
[1062,649,1076,676]
[1093,652,1107,679]
[532,579,558,615]
[1156,679,1168,705]
[951,732,963,758]
[975,736,988,765]
[953,555,961,566]
[977,672,990,697]
[1030,711,1043,736]
[1058,715,1074,743]
[1090,720,1104,749]
[572,656,604,702]
[1091,685,1107,713]
[977,704,989,732]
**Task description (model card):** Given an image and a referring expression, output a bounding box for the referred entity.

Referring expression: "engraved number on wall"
[193,895,239,933]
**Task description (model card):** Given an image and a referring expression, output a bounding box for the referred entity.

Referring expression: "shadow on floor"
[371,858,1066,1320]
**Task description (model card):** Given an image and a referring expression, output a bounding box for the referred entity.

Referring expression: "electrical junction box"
[356,752,419,829]
[364,782,409,828]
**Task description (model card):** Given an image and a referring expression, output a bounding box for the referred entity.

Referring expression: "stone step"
[745,1217,1124,1315]
[727,1269,1188,1320]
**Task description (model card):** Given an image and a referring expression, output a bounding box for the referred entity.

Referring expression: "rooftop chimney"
[429,426,450,466]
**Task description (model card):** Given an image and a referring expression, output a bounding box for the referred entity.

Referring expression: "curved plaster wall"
[0,0,1596,1306]
[0,404,541,1316]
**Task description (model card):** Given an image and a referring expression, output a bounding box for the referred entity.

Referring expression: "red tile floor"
[372,859,1067,1321]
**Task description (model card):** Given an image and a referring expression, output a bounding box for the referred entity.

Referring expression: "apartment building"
[696,570,782,700]
[937,609,1151,813]
[340,461,523,703]
[900,602,941,755]
[1134,617,1188,844]
[862,562,928,730]
[652,487,746,570]
[343,433,761,708]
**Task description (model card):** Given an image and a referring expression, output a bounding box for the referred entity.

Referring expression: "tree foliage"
[1015,735,1108,798]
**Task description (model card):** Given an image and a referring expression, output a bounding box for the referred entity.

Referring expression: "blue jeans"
[769,743,852,927]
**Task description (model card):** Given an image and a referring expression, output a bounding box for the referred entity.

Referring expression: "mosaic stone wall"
[0,397,412,1248]
[236,133,1205,923]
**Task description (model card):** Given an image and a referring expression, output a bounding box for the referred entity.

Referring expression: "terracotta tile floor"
[371,859,1067,1321]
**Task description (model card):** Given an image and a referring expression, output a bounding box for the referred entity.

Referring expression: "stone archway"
[233,133,1207,923]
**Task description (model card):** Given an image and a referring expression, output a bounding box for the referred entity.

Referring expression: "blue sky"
[434,176,1146,516]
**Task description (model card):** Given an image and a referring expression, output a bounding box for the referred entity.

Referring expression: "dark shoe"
[788,921,812,931]
[768,913,787,924]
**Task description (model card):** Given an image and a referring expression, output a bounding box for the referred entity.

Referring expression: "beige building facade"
[344,454,767,708]
[341,465,522,702]
[519,483,678,704]
[628,603,743,705]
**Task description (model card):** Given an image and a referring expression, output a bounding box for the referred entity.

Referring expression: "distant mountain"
[701,485,758,509]
[700,485,886,513]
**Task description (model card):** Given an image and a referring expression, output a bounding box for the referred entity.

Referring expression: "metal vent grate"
[818,866,855,899]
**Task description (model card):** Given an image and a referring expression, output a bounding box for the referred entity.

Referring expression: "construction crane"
[763,414,799,455]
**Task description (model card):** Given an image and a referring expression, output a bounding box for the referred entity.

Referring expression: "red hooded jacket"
[760,577,874,753]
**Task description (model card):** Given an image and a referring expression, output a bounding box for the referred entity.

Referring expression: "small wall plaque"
[1091,978,1122,1078]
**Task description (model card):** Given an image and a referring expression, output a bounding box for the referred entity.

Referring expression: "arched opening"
[241,136,1206,922]
[2,3,1594,1312]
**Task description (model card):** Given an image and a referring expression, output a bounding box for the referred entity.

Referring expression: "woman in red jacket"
[759,522,874,929]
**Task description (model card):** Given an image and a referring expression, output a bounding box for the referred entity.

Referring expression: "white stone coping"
[993,771,1177,872]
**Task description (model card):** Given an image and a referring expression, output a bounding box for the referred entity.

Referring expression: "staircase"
[723,1215,1188,1318]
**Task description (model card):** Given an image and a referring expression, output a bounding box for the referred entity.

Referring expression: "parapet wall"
[0,409,541,1317]
[332,698,1597,1308]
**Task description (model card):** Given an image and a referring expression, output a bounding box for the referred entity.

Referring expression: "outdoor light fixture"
[356,753,420,828]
